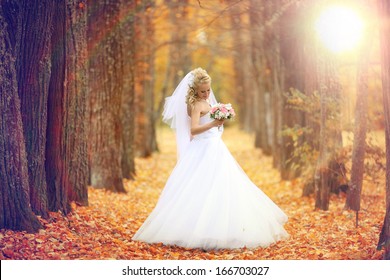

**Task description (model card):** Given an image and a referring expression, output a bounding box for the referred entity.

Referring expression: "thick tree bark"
[0,8,42,232]
[46,0,89,212]
[65,1,89,205]
[378,0,390,260]
[88,0,125,192]
[11,0,54,218]
[46,0,70,214]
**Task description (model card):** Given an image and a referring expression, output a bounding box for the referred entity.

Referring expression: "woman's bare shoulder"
[191,101,203,111]
[194,100,209,110]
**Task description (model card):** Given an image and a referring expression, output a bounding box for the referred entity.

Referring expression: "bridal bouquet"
[210,103,236,126]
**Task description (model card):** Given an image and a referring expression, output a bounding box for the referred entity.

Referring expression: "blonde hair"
[185,67,211,107]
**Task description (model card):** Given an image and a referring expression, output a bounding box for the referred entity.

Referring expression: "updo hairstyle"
[185,68,211,107]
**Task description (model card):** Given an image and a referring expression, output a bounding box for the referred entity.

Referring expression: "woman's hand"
[211,119,224,128]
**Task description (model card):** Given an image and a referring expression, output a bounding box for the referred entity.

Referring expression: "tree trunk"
[46,0,71,214]
[228,3,246,128]
[250,0,271,155]
[314,50,343,210]
[272,57,284,171]
[262,0,277,157]
[11,0,55,218]
[121,0,136,180]
[134,0,156,157]
[231,2,255,133]
[46,0,89,212]
[377,205,390,259]
[268,0,283,171]
[65,0,89,205]
[155,0,191,123]
[88,0,126,192]
[378,0,390,260]
[0,7,42,232]
[345,43,370,214]
[166,0,191,86]
[279,2,305,180]
[301,4,320,197]
[315,71,331,210]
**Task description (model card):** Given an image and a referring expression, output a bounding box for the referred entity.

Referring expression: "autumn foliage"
[0,127,384,260]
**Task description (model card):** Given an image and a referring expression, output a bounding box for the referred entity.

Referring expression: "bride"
[132,68,288,250]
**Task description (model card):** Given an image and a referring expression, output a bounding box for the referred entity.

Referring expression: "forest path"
[0,126,385,260]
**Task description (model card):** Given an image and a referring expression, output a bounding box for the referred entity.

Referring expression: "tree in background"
[314,47,343,210]
[279,1,306,180]
[267,0,284,171]
[134,0,157,157]
[300,2,320,197]
[228,0,251,132]
[249,0,272,155]
[344,31,370,221]
[121,0,137,179]
[87,0,126,192]
[155,0,192,121]
[64,1,89,206]
[166,0,191,86]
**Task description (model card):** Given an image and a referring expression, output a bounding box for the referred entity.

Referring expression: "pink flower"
[210,102,236,121]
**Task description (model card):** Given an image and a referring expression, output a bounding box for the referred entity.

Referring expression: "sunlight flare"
[315,6,365,53]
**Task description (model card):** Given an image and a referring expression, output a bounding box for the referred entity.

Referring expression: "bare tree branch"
[201,0,303,31]
[201,0,243,28]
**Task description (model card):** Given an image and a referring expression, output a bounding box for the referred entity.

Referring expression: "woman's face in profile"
[197,83,211,101]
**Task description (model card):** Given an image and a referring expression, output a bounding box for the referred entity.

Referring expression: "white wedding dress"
[132,113,288,250]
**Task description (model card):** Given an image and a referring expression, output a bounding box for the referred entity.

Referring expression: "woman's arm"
[190,103,223,135]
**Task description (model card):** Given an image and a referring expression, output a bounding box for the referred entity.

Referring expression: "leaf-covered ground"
[0,126,386,260]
